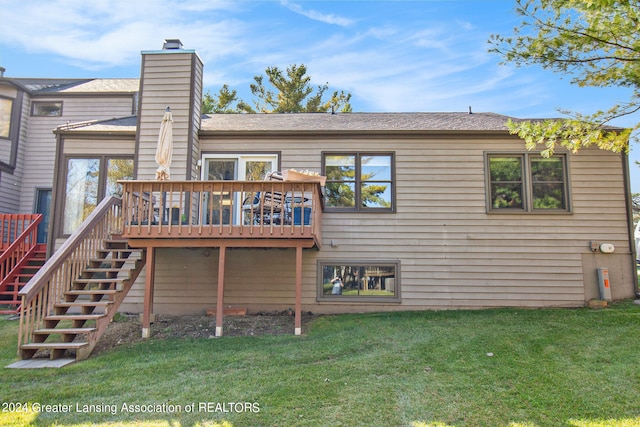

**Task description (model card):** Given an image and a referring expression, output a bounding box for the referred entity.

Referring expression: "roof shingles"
[199,112,515,133]
[60,112,519,134]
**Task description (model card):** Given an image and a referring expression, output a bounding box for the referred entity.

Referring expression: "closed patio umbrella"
[155,107,173,180]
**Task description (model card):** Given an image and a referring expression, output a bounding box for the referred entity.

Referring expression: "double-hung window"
[486,153,569,213]
[322,152,394,212]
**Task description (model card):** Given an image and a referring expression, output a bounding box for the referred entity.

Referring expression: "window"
[62,156,133,234]
[32,101,62,117]
[0,97,13,138]
[323,153,394,211]
[487,153,568,212]
[318,261,400,302]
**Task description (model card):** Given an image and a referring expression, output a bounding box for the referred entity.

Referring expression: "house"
[0,69,139,240]
[1,41,637,362]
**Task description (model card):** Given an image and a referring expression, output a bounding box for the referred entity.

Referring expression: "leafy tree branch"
[489,0,640,154]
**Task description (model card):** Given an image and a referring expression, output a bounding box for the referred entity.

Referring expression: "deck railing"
[17,197,122,353]
[120,180,323,247]
[0,214,42,289]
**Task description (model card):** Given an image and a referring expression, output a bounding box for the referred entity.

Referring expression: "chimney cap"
[163,39,183,50]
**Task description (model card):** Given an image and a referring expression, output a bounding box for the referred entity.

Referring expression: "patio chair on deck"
[242,172,286,225]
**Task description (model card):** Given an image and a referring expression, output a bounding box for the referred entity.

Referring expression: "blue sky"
[1,0,638,190]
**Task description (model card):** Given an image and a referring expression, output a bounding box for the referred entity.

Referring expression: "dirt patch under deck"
[92,311,315,355]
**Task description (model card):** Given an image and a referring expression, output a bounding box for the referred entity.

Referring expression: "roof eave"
[198,128,514,138]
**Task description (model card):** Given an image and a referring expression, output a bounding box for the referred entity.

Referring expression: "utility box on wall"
[597,267,612,301]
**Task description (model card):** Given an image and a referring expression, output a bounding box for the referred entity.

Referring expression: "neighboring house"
[1,41,637,362]
[0,70,139,242]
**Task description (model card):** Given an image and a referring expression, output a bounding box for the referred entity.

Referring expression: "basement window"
[317,260,400,302]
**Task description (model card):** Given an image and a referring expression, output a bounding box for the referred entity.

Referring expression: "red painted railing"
[0,214,42,288]
[1,214,41,252]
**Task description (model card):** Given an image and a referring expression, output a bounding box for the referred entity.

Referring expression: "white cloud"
[280,1,355,27]
[0,0,593,121]
[0,0,243,70]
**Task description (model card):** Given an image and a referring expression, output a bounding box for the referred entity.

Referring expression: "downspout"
[621,153,639,297]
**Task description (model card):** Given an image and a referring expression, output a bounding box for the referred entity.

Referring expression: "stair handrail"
[17,197,122,352]
[0,214,42,288]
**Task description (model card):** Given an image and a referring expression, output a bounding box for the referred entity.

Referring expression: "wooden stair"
[20,238,145,361]
[0,244,46,314]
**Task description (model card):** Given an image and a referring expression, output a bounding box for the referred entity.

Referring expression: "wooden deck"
[120,179,324,339]
[120,180,323,249]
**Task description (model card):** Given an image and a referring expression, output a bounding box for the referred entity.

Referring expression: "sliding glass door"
[202,154,278,225]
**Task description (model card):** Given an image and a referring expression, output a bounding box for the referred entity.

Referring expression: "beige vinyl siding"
[136,53,200,180]
[125,134,632,315]
[19,95,136,213]
[121,247,316,315]
[62,137,135,155]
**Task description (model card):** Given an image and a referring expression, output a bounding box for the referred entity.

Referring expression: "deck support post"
[215,246,227,337]
[142,246,155,338]
[295,245,302,335]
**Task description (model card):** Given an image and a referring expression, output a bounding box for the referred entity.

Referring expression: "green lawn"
[1,302,640,427]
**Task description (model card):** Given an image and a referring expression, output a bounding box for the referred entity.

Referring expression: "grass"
[1,302,640,427]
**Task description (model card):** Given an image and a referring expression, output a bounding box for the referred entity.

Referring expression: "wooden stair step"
[104,239,130,246]
[103,247,133,252]
[45,314,105,321]
[56,301,112,308]
[18,236,145,362]
[82,267,127,273]
[66,289,119,296]
[21,342,89,350]
[33,328,96,335]
[98,246,135,252]
[89,257,135,263]
[74,277,126,284]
